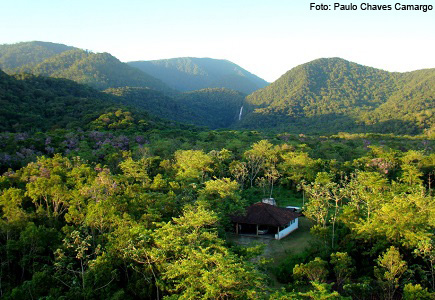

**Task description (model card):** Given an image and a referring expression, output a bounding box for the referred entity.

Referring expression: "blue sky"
[1,0,434,81]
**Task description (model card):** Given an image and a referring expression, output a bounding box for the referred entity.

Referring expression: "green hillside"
[368,69,435,131]
[128,57,269,94]
[0,70,165,132]
[240,58,435,134]
[0,41,75,70]
[0,42,173,93]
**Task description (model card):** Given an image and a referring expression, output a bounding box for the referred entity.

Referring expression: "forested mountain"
[1,42,434,135]
[240,58,435,134]
[0,41,75,70]
[0,42,173,93]
[128,57,269,94]
[369,68,434,130]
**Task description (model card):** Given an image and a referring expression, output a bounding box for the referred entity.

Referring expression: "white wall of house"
[275,218,299,240]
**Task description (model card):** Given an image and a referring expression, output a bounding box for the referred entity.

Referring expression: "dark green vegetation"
[174,88,245,128]
[241,58,435,135]
[105,87,245,129]
[0,69,242,133]
[0,69,181,133]
[128,57,269,94]
[1,41,435,299]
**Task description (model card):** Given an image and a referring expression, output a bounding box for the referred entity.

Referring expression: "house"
[230,202,301,240]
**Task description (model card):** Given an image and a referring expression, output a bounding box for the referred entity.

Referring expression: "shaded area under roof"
[230,202,301,227]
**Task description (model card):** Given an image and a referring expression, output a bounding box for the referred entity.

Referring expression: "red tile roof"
[230,202,301,227]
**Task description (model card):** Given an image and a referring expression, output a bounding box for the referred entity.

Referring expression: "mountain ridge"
[1,41,433,135]
[128,57,269,94]
[240,57,434,134]
[0,41,174,93]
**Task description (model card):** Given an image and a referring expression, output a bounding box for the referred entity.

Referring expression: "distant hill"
[0,41,76,70]
[0,41,173,93]
[239,58,435,134]
[128,57,269,94]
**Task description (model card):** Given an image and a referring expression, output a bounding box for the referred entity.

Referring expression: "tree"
[403,283,434,300]
[293,257,329,283]
[299,282,349,299]
[198,178,245,225]
[400,150,425,187]
[279,151,319,187]
[355,190,434,249]
[330,252,354,289]
[270,282,349,300]
[174,150,213,183]
[243,140,277,187]
[119,154,154,187]
[209,148,232,179]
[22,156,70,219]
[54,230,101,294]
[345,171,388,221]
[301,173,335,228]
[0,188,27,226]
[148,204,265,299]
[229,160,248,189]
[375,246,407,300]
[415,240,435,290]
[90,110,134,130]
[264,165,280,198]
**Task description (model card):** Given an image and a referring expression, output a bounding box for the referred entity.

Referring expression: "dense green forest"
[241,58,435,134]
[0,120,434,299]
[1,41,435,299]
[174,88,245,128]
[0,69,243,132]
[128,57,269,94]
[0,69,183,133]
[104,87,245,129]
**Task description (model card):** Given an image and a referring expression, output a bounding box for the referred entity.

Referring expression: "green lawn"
[259,217,313,265]
[228,217,314,286]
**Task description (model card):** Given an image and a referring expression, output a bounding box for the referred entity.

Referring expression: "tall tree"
[375,246,408,300]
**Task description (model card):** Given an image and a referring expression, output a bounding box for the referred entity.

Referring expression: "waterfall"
[238,106,243,121]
